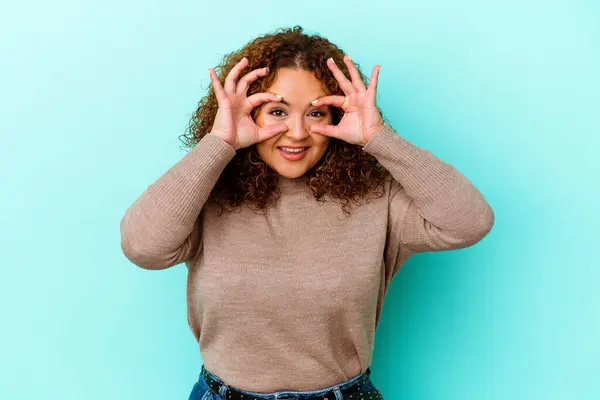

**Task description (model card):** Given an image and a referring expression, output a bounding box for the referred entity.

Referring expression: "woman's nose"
[285,118,310,140]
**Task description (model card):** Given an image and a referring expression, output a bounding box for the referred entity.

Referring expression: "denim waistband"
[200,365,372,400]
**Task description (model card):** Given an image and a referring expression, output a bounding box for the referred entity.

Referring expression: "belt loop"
[333,386,343,400]
[218,383,229,398]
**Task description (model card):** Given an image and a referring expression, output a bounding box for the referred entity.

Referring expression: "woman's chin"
[273,166,307,179]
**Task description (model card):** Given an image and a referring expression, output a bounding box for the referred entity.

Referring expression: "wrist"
[363,122,386,146]
[209,132,238,150]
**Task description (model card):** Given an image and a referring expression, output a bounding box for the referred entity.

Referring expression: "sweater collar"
[277,175,309,192]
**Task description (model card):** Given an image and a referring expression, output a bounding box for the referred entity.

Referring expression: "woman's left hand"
[310,55,384,147]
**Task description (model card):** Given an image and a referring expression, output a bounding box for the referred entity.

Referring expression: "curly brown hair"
[179,25,391,217]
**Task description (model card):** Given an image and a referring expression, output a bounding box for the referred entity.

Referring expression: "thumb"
[310,124,340,139]
[256,123,288,143]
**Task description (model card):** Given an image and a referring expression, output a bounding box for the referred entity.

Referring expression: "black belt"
[200,366,378,400]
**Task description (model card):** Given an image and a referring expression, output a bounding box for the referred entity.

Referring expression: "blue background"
[1,0,598,399]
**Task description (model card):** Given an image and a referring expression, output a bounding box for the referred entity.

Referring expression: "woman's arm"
[309,56,493,255]
[119,134,236,270]
[362,123,495,254]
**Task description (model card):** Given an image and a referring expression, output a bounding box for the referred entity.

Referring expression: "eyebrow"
[273,98,323,107]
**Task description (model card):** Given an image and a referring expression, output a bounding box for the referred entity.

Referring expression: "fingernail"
[311,99,318,105]
[347,54,352,61]
[275,94,283,99]
[329,57,335,64]
[264,67,269,72]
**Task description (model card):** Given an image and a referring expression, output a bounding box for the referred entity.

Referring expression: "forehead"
[267,68,328,100]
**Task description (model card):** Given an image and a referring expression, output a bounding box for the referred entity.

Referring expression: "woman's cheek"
[267,114,287,124]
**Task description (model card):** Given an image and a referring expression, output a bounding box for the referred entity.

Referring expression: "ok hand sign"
[209,57,288,150]
[310,56,384,147]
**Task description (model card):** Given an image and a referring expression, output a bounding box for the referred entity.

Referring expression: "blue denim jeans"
[188,365,384,400]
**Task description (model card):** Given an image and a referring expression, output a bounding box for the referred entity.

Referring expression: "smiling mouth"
[278,146,310,160]
[278,146,309,152]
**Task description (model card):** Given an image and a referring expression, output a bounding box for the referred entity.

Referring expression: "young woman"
[120,26,494,400]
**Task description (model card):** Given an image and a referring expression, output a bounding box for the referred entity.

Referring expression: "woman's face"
[254,68,333,179]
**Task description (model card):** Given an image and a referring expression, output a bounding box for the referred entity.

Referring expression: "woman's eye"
[310,110,325,118]
[269,108,286,117]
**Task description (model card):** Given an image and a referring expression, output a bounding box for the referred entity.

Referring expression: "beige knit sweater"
[120,123,494,392]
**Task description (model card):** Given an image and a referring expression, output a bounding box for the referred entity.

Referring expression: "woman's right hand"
[208,57,288,150]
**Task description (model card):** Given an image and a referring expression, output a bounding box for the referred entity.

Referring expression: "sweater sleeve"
[362,123,495,257]
[119,133,236,269]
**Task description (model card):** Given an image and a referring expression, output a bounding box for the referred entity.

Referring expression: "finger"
[366,65,381,100]
[310,123,341,140]
[245,92,283,113]
[343,54,367,93]
[327,57,355,95]
[209,68,227,103]
[237,67,269,96]
[257,123,288,143]
[224,57,248,95]
[311,95,346,109]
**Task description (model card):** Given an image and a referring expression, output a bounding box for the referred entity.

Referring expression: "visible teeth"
[281,147,306,153]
